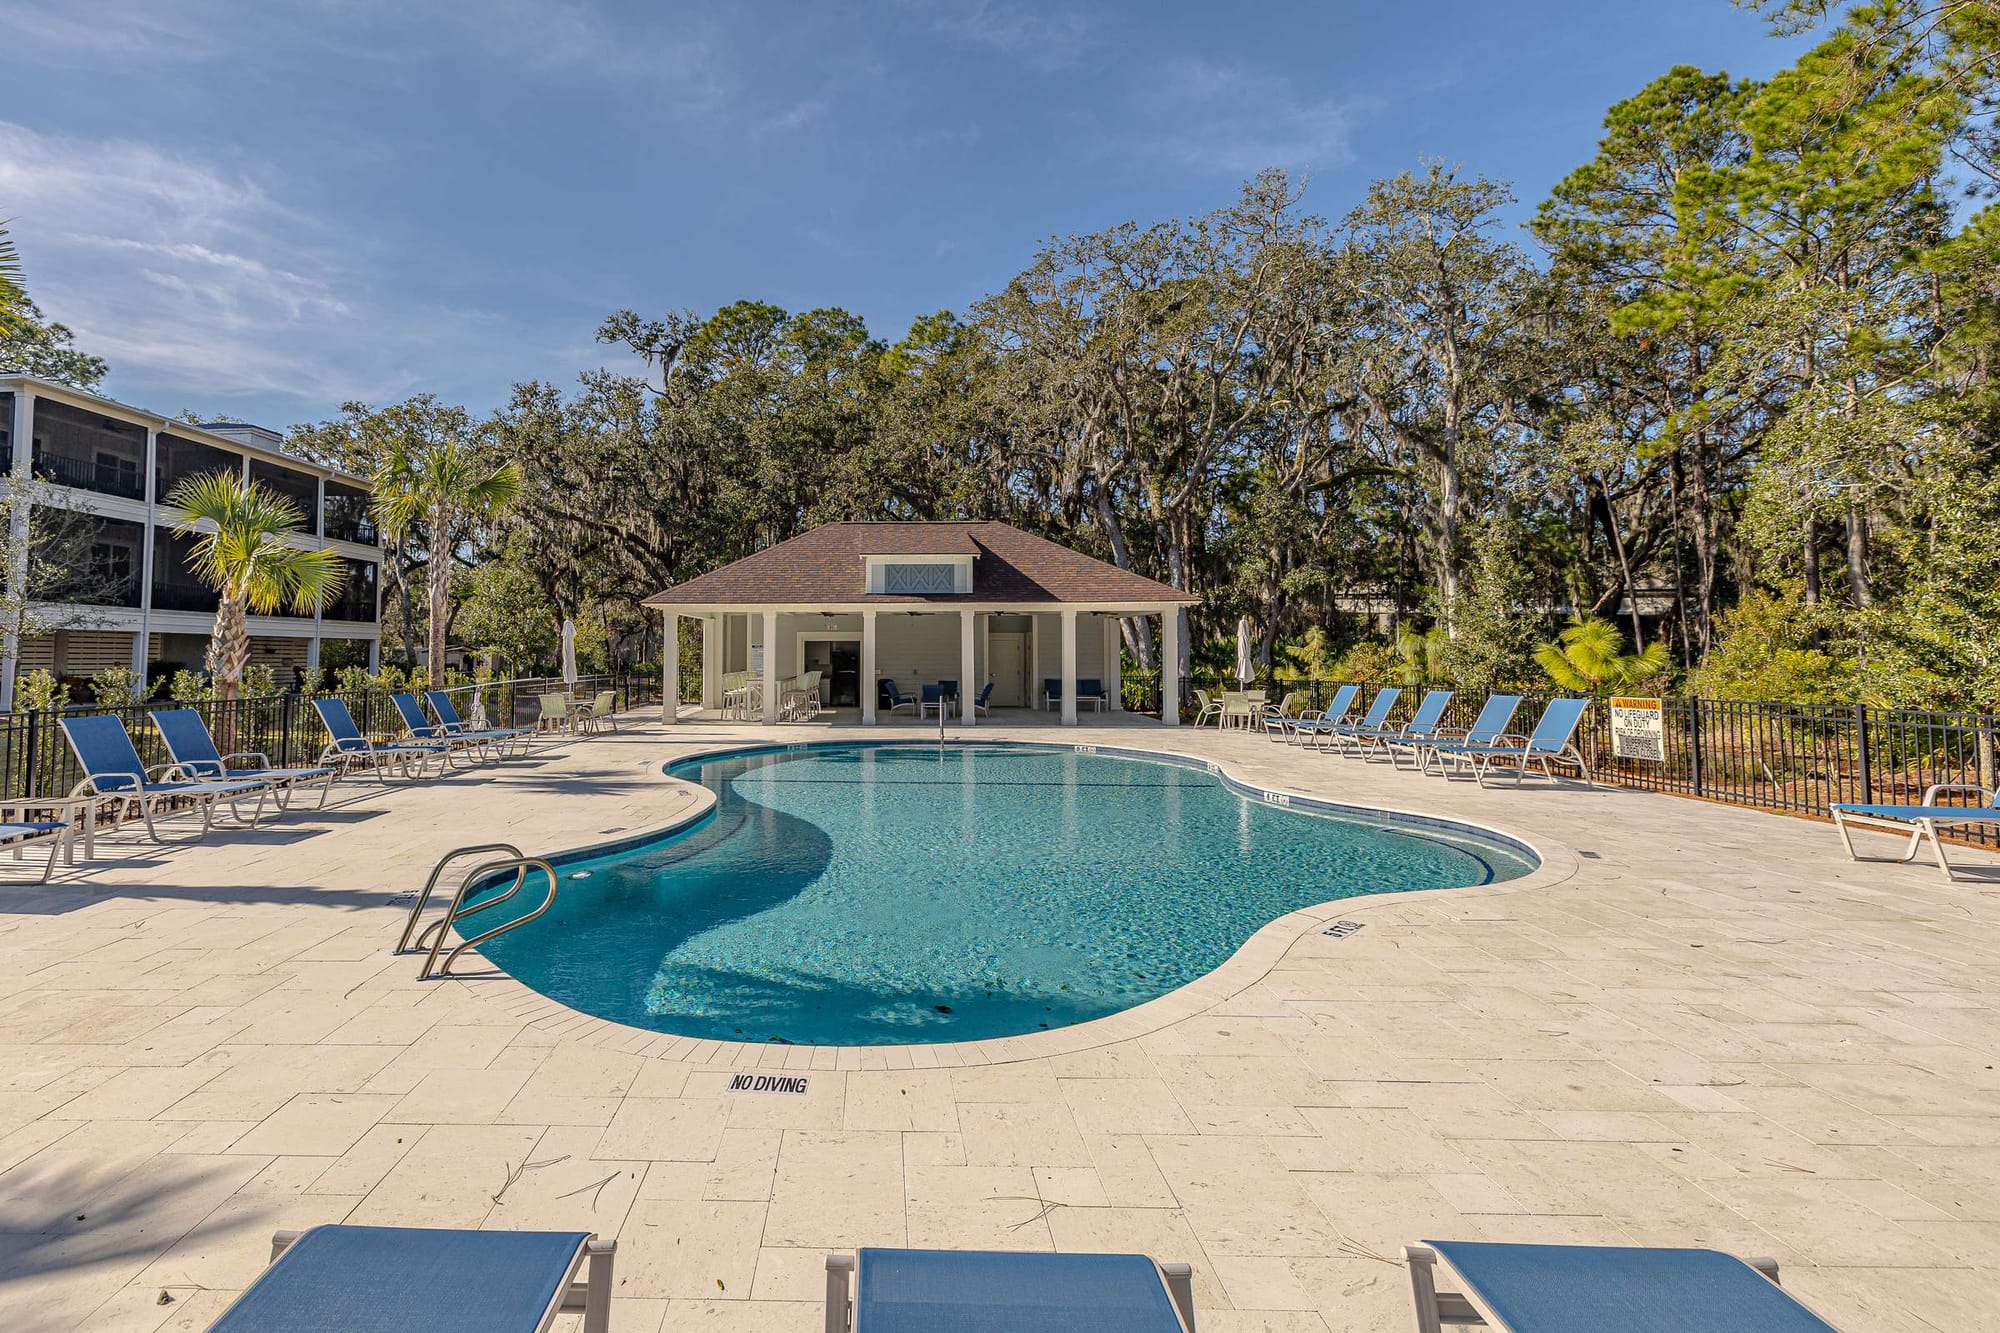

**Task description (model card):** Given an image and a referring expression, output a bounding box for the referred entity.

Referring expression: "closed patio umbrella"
[1236,616,1255,685]
[561,618,579,690]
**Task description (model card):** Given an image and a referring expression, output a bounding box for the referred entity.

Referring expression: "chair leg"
[1925,822,1959,881]
[581,1239,616,1333]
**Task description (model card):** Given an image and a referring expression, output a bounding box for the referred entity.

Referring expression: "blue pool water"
[472,743,1536,1046]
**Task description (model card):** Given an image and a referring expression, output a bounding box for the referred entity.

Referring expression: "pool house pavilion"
[645,520,1198,726]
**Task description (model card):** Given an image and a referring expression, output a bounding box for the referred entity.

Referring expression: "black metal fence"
[1169,677,2000,850]
[0,673,643,801]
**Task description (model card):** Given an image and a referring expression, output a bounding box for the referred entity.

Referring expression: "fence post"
[1688,697,1704,798]
[23,710,39,800]
[280,696,294,769]
[1855,703,1873,806]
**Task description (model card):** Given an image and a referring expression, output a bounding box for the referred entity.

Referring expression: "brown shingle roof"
[644,521,1197,607]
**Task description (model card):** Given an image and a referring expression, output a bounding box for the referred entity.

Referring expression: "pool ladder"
[398,842,560,981]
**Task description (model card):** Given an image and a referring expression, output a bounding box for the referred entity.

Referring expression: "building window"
[880,563,958,594]
[326,558,379,623]
[249,459,320,532]
[31,399,147,500]
[322,480,377,545]
[39,515,143,607]
[156,433,241,502]
[151,529,220,613]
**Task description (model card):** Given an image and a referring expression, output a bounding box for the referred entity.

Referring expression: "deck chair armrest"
[70,771,147,798]
[220,750,272,767]
[1922,781,1995,806]
[148,761,199,782]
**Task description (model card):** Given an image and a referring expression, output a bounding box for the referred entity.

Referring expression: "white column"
[1104,615,1122,711]
[368,638,381,671]
[861,609,878,725]
[700,615,719,711]
[1,391,34,712]
[134,425,159,680]
[1161,607,1181,726]
[761,609,779,724]
[1060,609,1078,727]
[959,609,976,728]
[666,614,682,720]
[1030,616,1042,710]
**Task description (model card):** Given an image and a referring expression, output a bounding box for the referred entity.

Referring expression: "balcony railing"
[149,582,221,613]
[33,451,145,500]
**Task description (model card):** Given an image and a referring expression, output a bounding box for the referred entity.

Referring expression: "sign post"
[1609,697,1665,762]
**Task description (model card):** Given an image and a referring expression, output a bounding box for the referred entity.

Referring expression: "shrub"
[15,668,68,712]
[168,670,211,705]
[89,665,141,708]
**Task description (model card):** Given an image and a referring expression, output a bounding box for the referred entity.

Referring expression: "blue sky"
[0,1,1811,431]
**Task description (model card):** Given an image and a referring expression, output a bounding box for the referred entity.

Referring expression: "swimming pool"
[471,742,1537,1046]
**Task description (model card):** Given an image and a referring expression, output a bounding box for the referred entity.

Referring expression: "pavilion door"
[988,633,1026,707]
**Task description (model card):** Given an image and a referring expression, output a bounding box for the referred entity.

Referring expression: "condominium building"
[0,375,385,710]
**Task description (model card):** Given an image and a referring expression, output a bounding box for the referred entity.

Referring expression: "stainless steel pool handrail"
[397,842,525,954]
[420,854,561,981]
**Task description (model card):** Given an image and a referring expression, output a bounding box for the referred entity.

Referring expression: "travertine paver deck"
[0,712,1995,1333]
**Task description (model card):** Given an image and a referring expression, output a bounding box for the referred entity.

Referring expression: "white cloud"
[899,0,1092,71]
[0,121,588,419]
[1132,59,1364,175]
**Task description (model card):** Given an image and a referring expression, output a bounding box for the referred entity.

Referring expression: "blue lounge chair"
[825,1247,1195,1333]
[1313,686,1401,753]
[1042,677,1063,711]
[58,714,267,840]
[313,698,448,780]
[1076,678,1109,712]
[1831,782,2000,881]
[881,679,916,714]
[0,816,69,882]
[1388,693,1520,771]
[972,681,995,716]
[390,692,519,764]
[1404,1240,1839,1333]
[1280,683,1360,744]
[208,1224,616,1333]
[151,708,337,810]
[427,689,535,752]
[1355,688,1455,758]
[1429,697,1591,785]
[919,683,950,720]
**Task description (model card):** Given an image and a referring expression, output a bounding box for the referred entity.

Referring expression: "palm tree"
[0,218,27,334]
[1535,615,1670,696]
[169,470,344,707]
[370,432,521,676]
[1394,625,1448,686]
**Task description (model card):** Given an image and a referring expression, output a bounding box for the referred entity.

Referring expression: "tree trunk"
[206,592,250,753]
[428,504,451,679]
[1844,507,1871,607]
[1803,516,1821,608]
[1094,488,1154,668]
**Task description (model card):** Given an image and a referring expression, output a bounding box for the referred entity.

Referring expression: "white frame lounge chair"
[1353,688,1454,758]
[1429,697,1592,785]
[205,1224,616,1333]
[0,813,70,882]
[314,698,449,780]
[151,707,338,811]
[1830,783,2000,881]
[825,1247,1195,1333]
[427,689,536,751]
[1386,693,1519,771]
[1313,686,1401,753]
[1403,1239,1840,1332]
[390,692,498,766]
[59,713,268,841]
[1282,684,1360,745]
[880,679,917,715]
